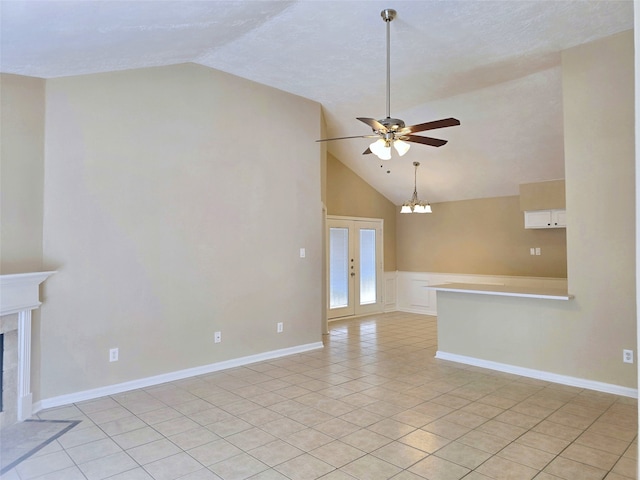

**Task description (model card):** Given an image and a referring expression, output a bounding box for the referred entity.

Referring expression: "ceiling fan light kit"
[401,162,432,214]
[316,8,460,160]
[369,139,392,160]
[393,139,411,156]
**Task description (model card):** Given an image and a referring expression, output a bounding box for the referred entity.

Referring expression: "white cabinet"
[553,210,567,227]
[524,209,566,229]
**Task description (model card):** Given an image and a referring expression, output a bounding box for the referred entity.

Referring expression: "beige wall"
[0,74,47,404]
[326,153,567,278]
[326,154,397,271]
[34,64,323,400]
[519,180,566,211]
[563,30,636,385]
[3,30,634,403]
[438,30,636,389]
[0,74,45,274]
[397,195,567,278]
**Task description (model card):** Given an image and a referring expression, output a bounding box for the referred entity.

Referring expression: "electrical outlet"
[535,247,541,256]
[109,348,119,362]
[623,349,634,364]
[277,322,283,333]
[530,248,535,256]
[214,331,221,343]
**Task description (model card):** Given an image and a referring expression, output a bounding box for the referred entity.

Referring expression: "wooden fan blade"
[404,135,448,147]
[357,117,388,132]
[362,147,372,155]
[400,117,460,135]
[316,134,377,142]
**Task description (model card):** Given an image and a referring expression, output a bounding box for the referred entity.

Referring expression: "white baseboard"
[396,306,437,316]
[436,351,638,399]
[34,342,324,413]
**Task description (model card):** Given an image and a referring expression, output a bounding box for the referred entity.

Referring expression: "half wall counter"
[418,282,633,395]
[426,283,573,301]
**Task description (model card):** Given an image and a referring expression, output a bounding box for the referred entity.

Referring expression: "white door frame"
[326,215,384,320]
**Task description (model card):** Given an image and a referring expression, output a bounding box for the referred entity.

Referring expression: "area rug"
[0,419,80,474]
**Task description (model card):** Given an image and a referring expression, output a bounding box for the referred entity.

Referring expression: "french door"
[327,217,383,319]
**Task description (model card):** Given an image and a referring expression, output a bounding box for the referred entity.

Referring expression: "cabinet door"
[552,210,567,227]
[524,210,553,228]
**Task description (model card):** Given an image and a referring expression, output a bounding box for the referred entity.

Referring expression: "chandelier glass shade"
[401,161,432,214]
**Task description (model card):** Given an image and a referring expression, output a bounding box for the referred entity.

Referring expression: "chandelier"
[401,162,432,213]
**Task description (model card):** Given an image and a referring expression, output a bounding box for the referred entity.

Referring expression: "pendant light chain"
[412,162,419,202]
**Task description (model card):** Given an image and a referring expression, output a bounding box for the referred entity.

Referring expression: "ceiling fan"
[317,8,460,160]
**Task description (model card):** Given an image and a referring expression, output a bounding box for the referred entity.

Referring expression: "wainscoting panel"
[395,271,567,316]
[396,272,433,315]
[384,272,397,312]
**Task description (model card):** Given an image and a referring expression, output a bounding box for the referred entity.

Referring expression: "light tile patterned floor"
[2,312,637,479]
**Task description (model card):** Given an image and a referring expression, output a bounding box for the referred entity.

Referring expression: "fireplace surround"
[0,272,55,428]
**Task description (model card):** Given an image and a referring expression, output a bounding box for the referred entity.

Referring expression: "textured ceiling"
[1,0,634,204]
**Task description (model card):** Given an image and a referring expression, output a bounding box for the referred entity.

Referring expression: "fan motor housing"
[379,117,405,131]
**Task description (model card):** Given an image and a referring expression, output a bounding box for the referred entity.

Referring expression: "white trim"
[0,271,56,316]
[17,310,33,421]
[427,283,573,300]
[436,351,638,399]
[34,342,324,412]
[383,271,397,312]
[326,215,383,223]
[397,306,435,316]
[326,217,384,319]
[328,312,382,323]
[0,271,55,424]
[396,271,568,316]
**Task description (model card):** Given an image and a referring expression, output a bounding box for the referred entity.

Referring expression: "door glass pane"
[329,227,349,309]
[359,229,376,305]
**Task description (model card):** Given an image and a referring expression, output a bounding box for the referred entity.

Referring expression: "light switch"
[535,248,541,256]
[299,248,306,258]
[530,248,535,256]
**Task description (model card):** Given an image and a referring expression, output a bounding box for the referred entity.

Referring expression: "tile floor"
[1,312,638,480]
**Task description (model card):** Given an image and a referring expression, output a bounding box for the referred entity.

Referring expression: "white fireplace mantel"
[1,271,56,316]
[0,271,55,422]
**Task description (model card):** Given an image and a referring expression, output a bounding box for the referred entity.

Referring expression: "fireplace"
[0,313,19,428]
[0,272,55,428]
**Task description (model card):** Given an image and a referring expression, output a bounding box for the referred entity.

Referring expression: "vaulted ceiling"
[1,1,633,204]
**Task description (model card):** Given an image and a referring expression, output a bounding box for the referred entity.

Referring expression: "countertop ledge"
[426,283,574,300]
